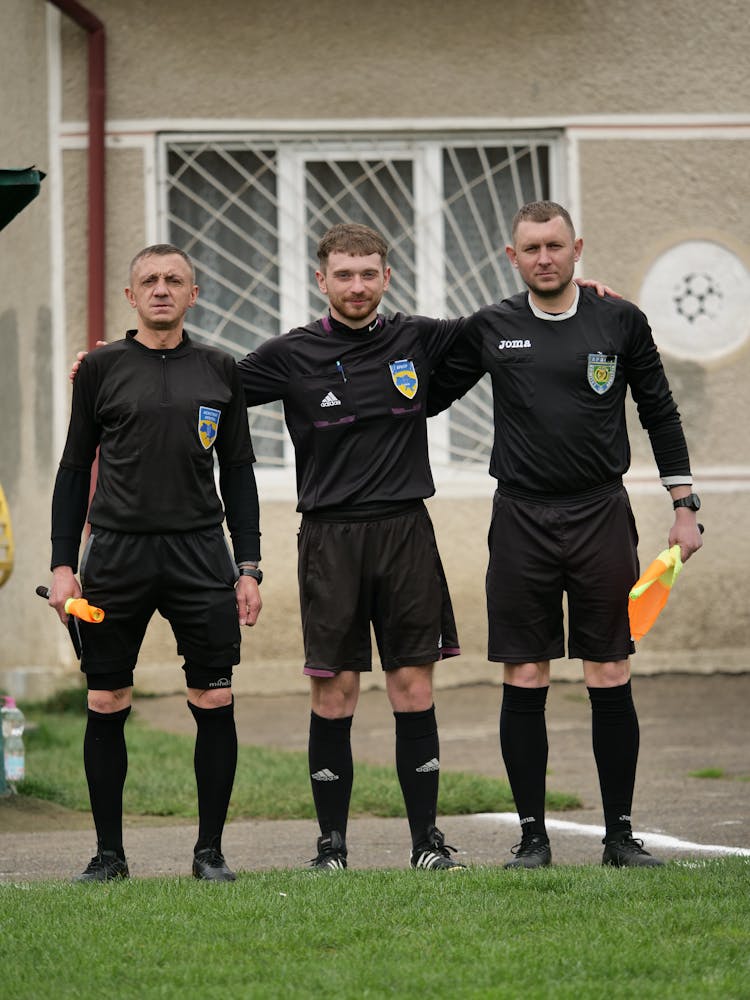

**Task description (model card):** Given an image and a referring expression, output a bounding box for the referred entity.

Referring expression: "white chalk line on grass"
[473,812,750,856]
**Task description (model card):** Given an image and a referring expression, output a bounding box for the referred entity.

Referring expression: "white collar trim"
[528,284,580,321]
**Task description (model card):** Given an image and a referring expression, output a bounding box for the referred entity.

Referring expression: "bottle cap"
[4,696,16,708]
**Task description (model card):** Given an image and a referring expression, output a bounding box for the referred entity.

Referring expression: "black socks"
[499,681,640,842]
[588,681,639,838]
[500,683,549,839]
[84,705,131,857]
[394,705,440,848]
[309,707,441,849]
[188,699,238,854]
[308,711,354,840]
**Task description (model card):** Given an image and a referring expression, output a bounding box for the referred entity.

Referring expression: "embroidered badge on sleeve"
[198,405,221,449]
[587,354,617,394]
[389,359,418,399]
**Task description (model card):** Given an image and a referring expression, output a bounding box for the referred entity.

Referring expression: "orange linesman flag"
[628,545,683,641]
[64,597,105,623]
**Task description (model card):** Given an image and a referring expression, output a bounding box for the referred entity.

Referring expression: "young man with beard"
[238,224,467,871]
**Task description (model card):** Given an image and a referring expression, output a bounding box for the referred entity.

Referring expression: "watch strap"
[238,566,263,584]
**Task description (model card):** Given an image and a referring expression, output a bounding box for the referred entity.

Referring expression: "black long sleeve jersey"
[237,312,467,512]
[427,288,691,499]
[52,331,259,569]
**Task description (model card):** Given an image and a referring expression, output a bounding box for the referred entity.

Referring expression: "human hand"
[236,575,262,626]
[574,277,622,299]
[49,566,82,625]
[668,517,704,563]
[69,340,108,382]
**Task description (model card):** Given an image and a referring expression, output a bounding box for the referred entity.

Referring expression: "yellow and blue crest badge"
[198,405,221,450]
[587,353,617,395]
[389,359,418,399]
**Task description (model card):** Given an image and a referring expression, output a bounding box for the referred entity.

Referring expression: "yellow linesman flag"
[628,545,683,641]
[0,482,14,588]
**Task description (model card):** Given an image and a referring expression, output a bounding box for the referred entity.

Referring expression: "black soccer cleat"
[410,825,467,871]
[192,846,237,881]
[74,849,130,883]
[602,832,664,868]
[504,833,552,870]
[308,830,348,870]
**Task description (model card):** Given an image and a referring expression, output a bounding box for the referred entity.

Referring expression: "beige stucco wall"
[57,0,747,120]
[0,0,748,699]
[576,139,750,681]
[579,139,750,470]
[0,0,61,694]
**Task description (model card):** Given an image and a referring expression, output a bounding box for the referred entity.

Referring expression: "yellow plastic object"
[628,545,683,641]
[0,482,14,588]
[64,597,105,623]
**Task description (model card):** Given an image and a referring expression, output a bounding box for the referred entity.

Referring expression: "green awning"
[0,167,46,232]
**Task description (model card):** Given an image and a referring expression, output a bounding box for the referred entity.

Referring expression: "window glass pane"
[442,142,550,464]
[305,158,417,316]
[167,143,284,463]
[164,135,553,470]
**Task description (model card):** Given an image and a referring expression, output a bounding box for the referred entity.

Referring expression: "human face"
[315,251,391,328]
[506,216,583,304]
[125,253,198,336]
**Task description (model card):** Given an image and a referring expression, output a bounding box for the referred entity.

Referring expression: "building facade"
[1,0,748,698]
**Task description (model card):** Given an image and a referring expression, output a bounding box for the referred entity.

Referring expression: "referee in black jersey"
[238,224,468,871]
[48,244,262,883]
[428,201,703,869]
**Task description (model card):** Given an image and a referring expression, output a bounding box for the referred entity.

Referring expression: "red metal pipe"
[47,0,106,353]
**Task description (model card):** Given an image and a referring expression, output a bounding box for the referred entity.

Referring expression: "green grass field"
[3,692,749,998]
[15,695,579,819]
[1,861,749,999]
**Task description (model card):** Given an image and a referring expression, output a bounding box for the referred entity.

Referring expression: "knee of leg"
[387,665,434,712]
[87,687,133,713]
[187,686,234,709]
[184,661,234,708]
[311,673,359,718]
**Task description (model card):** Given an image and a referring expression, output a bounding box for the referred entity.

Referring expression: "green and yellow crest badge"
[587,353,617,395]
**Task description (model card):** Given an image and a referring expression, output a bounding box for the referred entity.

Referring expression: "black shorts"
[486,486,638,664]
[78,525,241,688]
[297,501,460,676]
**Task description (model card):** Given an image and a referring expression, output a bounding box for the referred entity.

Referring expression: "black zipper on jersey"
[160,354,170,405]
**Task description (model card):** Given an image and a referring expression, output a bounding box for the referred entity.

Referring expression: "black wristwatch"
[238,566,263,584]
[673,493,701,512]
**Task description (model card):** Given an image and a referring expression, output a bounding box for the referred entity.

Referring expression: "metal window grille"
[162,133,556,470]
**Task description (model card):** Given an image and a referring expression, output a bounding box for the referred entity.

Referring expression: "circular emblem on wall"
[638,240,750,362]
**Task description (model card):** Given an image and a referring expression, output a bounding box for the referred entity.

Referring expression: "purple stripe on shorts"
[438,646,461,660]
[304,666,337,678]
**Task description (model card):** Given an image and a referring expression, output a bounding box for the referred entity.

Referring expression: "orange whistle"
[64,597,105,623]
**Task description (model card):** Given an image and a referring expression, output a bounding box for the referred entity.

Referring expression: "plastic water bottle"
[2,696,25,785]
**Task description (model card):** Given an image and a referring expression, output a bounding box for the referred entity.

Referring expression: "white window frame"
[156,129,566,497]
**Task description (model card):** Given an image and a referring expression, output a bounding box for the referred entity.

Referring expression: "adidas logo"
[311,768,339,782]
[320,391,341,407]
[416,758,440,773]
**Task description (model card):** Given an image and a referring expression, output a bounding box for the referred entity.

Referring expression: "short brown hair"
[129,244,195,284]
[511,201,576,242]
[317,223,388,270]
